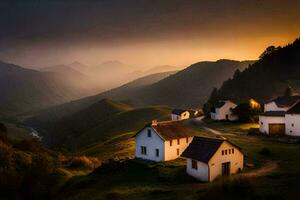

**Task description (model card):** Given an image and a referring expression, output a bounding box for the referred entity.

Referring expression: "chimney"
[152,120,157,126]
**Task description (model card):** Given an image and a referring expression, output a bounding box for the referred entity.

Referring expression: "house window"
[141,146,147,155]
[229,149,231,154]
[292,123,294,127]
[156,149,159,157]
[186,137,189,143]
[261,122,263,125]
[170,140,173,146]
[222,150,224,155]
[177,148,180,155]
[232,148,234,154]
[192,160,198,169]
[147,129,151,137]
[177,139,180,145]
[225,150,227,155]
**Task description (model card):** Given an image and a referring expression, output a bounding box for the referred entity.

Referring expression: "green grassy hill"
[56,122,300,200]
[29,99,171,150]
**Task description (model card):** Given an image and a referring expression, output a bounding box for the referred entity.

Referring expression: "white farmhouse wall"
[164,137,193,161]
[186,158,209,181]
[208,142,244,181]
[211,101,237,121]
[135,128,165,161]
[259,115,285,134]
[285,114,300,136]
[264,102,290,112]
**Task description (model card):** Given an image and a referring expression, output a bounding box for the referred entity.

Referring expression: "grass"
[56,120,300,200]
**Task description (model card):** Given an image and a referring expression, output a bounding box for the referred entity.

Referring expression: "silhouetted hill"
[0,61,95,117]
[208,38,300,104]
[128,60,253,107]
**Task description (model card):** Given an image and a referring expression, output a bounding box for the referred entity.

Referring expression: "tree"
[284,86,294,97]
[259,45,281,59]
[0,122,7,133]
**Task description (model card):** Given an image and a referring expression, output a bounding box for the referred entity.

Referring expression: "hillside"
[95,71,176,101]
[0,125,100,200]
[127,60,254,107]
[0,61,96,118]
[208,38,300,104]
[28,99,170,150]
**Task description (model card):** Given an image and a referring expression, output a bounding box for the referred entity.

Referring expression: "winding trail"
[242,161,279,177]
[192,117,226,139]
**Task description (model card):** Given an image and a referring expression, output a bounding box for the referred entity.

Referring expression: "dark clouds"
[0,0,300,66]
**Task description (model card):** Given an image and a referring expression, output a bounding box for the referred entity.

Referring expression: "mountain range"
[0,61,96,118]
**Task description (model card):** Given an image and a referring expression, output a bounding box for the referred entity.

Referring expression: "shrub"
[259,147,272,156]
[68,156,101,170]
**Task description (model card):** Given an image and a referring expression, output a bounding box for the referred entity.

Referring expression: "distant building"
[210,100,238,121]
[182,136,244,182]
[134,120,194,162]
[171,109,190,121]
[259,95,300,136]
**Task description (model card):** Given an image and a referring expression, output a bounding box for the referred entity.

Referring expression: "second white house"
[210,100,238,121]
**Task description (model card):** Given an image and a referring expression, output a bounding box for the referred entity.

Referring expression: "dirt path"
[242,161,279,177]
[192,118,227,139]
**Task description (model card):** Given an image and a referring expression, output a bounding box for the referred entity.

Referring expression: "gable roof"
[267,96,300,108]
[181,136,242,163]
[287,101,300,114]
[171,109,188,115]
[214,101,226,108]
[134,121,195,140]
[260,111,286,117]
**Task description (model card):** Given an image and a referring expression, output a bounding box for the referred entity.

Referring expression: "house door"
[222,162,230,176]
[269,124,285,135]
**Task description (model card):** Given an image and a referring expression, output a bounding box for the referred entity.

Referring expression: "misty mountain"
[28,59,252,127]
[145,65,180,75]
[0,61,96,117]
[207,38,300,104]
[41,64,88,79]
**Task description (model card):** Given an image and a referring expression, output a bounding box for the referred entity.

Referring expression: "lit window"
[192,160,198,169]
[177,139,180,145]
[147,129,151,137]
[177,148,180,155]
[170,140,173,146]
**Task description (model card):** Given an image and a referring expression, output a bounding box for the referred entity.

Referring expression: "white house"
[210,100,238,121]
[171,109,190,121]
[182,136,244,182]
[259,95,300,135]
[134,120,194,162]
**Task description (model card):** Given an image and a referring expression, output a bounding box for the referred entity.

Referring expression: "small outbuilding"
[171,109,190,121]
[134,120,194,162]
[182,136,244,182]
[210,100,238,121]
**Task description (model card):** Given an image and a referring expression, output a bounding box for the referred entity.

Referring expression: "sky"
[0,0,300,68]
